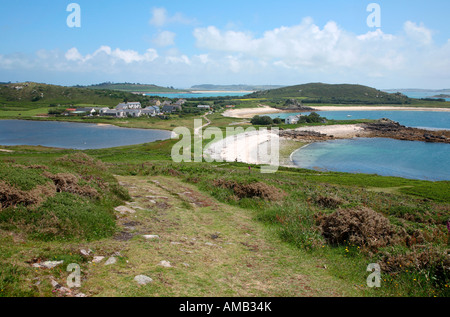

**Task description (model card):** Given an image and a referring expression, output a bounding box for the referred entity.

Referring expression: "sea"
[291,138,450,181]
[279,91,450,181]
[0,120,172,150]
[146,92,251,99]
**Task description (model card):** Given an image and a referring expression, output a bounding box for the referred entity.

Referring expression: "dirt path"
[80,175,359,297]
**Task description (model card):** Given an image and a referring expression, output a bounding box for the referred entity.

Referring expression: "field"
[0,128,449,297]
[0,83,449,298]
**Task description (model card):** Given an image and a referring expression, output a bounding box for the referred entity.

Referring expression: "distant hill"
[247,83,412,105]
[190,84,285,91]
[0,82,157,110]
[78,82,187,93]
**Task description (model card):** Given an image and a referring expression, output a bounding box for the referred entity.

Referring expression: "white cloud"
[149,7,194,27]
[1,19,449,88]
[64,46,159,64]
[404,21,433,46]
[153,31,176,47]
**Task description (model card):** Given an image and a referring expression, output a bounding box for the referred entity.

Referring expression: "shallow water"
[0,120,172,150]
[269,110,450,130]
[292,138,450,181]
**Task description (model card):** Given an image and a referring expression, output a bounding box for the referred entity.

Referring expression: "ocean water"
[269,110,450,130]
[291,138,450,181]
[383,90,450,102]
[146,92,250,99]
[0,120,172,150]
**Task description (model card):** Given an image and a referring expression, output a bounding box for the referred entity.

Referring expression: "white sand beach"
[223,105,450,118]
[222,106,284,118]
[204,124,364,166]
[204,129,280,165]
[293,124,365,138]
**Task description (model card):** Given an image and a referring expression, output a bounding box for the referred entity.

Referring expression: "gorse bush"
[0,154,126,241]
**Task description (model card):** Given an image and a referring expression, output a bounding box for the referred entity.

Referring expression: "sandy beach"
[223,105,450,118]
[293,124,365,138]
[222,106,284,118]
[203,124,363,166]
[204,129,280,165]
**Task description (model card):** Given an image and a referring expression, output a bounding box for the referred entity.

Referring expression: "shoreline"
[204,122,450,167]
[223,105,450,118]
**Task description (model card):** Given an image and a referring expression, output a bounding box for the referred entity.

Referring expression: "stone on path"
[134,275,153,285]
[92,256,105,264]
[114,206,136,214]
[33,261,64,269]
[159,261,172,268]
[104,257,117,266]
[143,234,159,240]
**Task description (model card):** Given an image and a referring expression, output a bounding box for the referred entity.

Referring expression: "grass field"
[0,94,449,298]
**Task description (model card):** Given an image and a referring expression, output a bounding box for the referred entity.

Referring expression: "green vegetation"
[0,81,449,297]
[0,82,157,111]
[247,83,413,105]
[78,82,187,93]
[0,153,128,242]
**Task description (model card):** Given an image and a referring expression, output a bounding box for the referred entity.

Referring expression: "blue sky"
[0,0,449,88]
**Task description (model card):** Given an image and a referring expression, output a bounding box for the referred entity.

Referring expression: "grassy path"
[80,175,361,297]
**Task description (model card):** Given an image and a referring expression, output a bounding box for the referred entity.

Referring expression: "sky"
[0,0,449,89]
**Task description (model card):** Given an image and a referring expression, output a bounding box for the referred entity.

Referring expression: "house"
[149,99,161,106]
[116,102,142,110]
[141,106,160,116]
[123,109,142,118]
[102,109,125,118]
[225,105,235,108]
[286,115,302,125]
[162,105,182,113]
[175,99,186,106]
[76,107,97,116]
[99,108,110,115]
[197,105,211,110]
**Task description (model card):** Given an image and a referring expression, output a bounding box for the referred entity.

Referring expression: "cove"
[0,120,173,150]
[291,138,450,181]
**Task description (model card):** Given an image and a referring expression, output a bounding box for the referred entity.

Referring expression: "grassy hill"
[246,83,413,105]
[79,82,187,93]
[0,82,158,111]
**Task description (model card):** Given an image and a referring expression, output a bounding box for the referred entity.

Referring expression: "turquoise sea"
[291,138,450,181]
[282,110,450,181]
[269,110,450,130]
[146,92,250,99]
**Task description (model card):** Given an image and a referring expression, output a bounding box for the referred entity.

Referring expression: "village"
[62,99,213,118]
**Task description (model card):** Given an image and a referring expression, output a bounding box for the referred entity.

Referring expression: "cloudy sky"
[0,0,449,89]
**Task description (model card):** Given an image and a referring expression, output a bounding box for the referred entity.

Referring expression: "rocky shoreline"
[280,119,450,144]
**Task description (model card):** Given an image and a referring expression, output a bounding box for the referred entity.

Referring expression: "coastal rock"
[281,99,315,111]
[362,119,450,144]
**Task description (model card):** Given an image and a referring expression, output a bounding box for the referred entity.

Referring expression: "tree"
[251,115,274,126]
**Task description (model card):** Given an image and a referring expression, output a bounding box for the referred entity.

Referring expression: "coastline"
[223,105,450,118]
[204,121,450,168]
